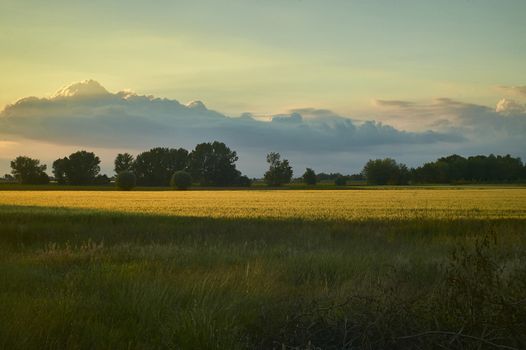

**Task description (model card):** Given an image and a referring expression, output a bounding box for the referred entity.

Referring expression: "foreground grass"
[0,190,525,349]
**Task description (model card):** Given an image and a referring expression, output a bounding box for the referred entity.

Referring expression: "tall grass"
[0,189,525,349]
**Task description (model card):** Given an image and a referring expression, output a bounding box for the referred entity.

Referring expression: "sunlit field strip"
[1,189,525,220]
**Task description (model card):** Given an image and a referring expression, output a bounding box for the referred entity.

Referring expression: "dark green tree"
[133,147,188,186]
[61,151,101,185]
[411,154,525,184]
[114,153,135,174]
[362,158,409,185]
[10,156,49,184]
[303,168,317,185]
[187,141,241,186]
[115,171,136,190]
[170,171,192,190]
[334,175,347,186]
[52,157,69,184]
[264,152,293,186]
[93,174,111,185]
[236,175,252,187]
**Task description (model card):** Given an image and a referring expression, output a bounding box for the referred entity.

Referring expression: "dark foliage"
[187,141,241,186]
[303,168,317,185]
[133,147,188,186]
[348,173,365,181]
[93,174,111,185]
[54,151,101,185]
[10,156,49,184]
[412,154,525,184]
[316,172,344,181]
[334,175,347,186]
[114,153,135,174]
[264,152,293,186]
[236,175,252,187]
[363,158,409,185]
[52,158,69,184]
[170,171,192,190]
[115,171,136,191]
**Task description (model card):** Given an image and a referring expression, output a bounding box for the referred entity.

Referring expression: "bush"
[237,175,252,187]
[94,174,111,185]
[171,171,192,190]
[115,171,136,191]
[303,168,317,185]
[334,176,347,186]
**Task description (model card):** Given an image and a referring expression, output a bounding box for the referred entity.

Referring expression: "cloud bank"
[1,80,525,176]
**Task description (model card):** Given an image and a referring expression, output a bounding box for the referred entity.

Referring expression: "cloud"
[496,98,526,114]
[0,80,459,154]
[0,80,524,176]
[499,85,526,97]
[52,79,110,98]
[370,96,526,159]
[373,99,416,108]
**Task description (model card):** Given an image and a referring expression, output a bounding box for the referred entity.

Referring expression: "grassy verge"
[1,205,525,349]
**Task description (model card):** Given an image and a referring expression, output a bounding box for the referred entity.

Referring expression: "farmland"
[1,188,525,220]
[1,188,526,349]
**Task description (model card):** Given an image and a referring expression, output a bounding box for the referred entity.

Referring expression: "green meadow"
[0,188,525,349]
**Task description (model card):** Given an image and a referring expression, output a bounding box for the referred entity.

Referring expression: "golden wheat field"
[1,188,525,220]
[2,187,526,349]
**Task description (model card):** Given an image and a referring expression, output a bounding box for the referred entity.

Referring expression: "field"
[1,188,526,349]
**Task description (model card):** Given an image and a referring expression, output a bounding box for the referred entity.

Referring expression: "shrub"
[115,171,136,191]
[334,176,347,186]
[237,175,252,187]
[303,168,317,185]
[94,174,111,185]
[171,171,192,190]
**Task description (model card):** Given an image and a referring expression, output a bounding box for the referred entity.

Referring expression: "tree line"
[6,141,526,189]
[7,141,293,189]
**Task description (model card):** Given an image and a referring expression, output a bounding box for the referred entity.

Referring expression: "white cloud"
[496,98,526,114]
[499,85,526,97]
[1,80,524,176]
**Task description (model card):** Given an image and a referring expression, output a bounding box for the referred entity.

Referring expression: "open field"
[1,188,526,349]
[1,188,526,220]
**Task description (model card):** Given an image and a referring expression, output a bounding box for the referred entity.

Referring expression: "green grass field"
[1,188,525,349]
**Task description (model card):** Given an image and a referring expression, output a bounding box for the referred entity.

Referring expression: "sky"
[1,0,525,176]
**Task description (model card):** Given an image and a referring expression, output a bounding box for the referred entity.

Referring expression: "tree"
[334,175,347,186]
[115,171,136,191]
[59,151,101,185]
[93,174,111,185]
[133,147,188,186]
[317,172,344,182]
[411,154,525,184]
[170,171,192,190]
[236,175,252,187]
[303,168,317,185]
[264,152,293,186]
[52,157,69,184]
[187,141,241,186]
[10,156,49,184]
[362,158,409,185]
[114,153,135,174]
